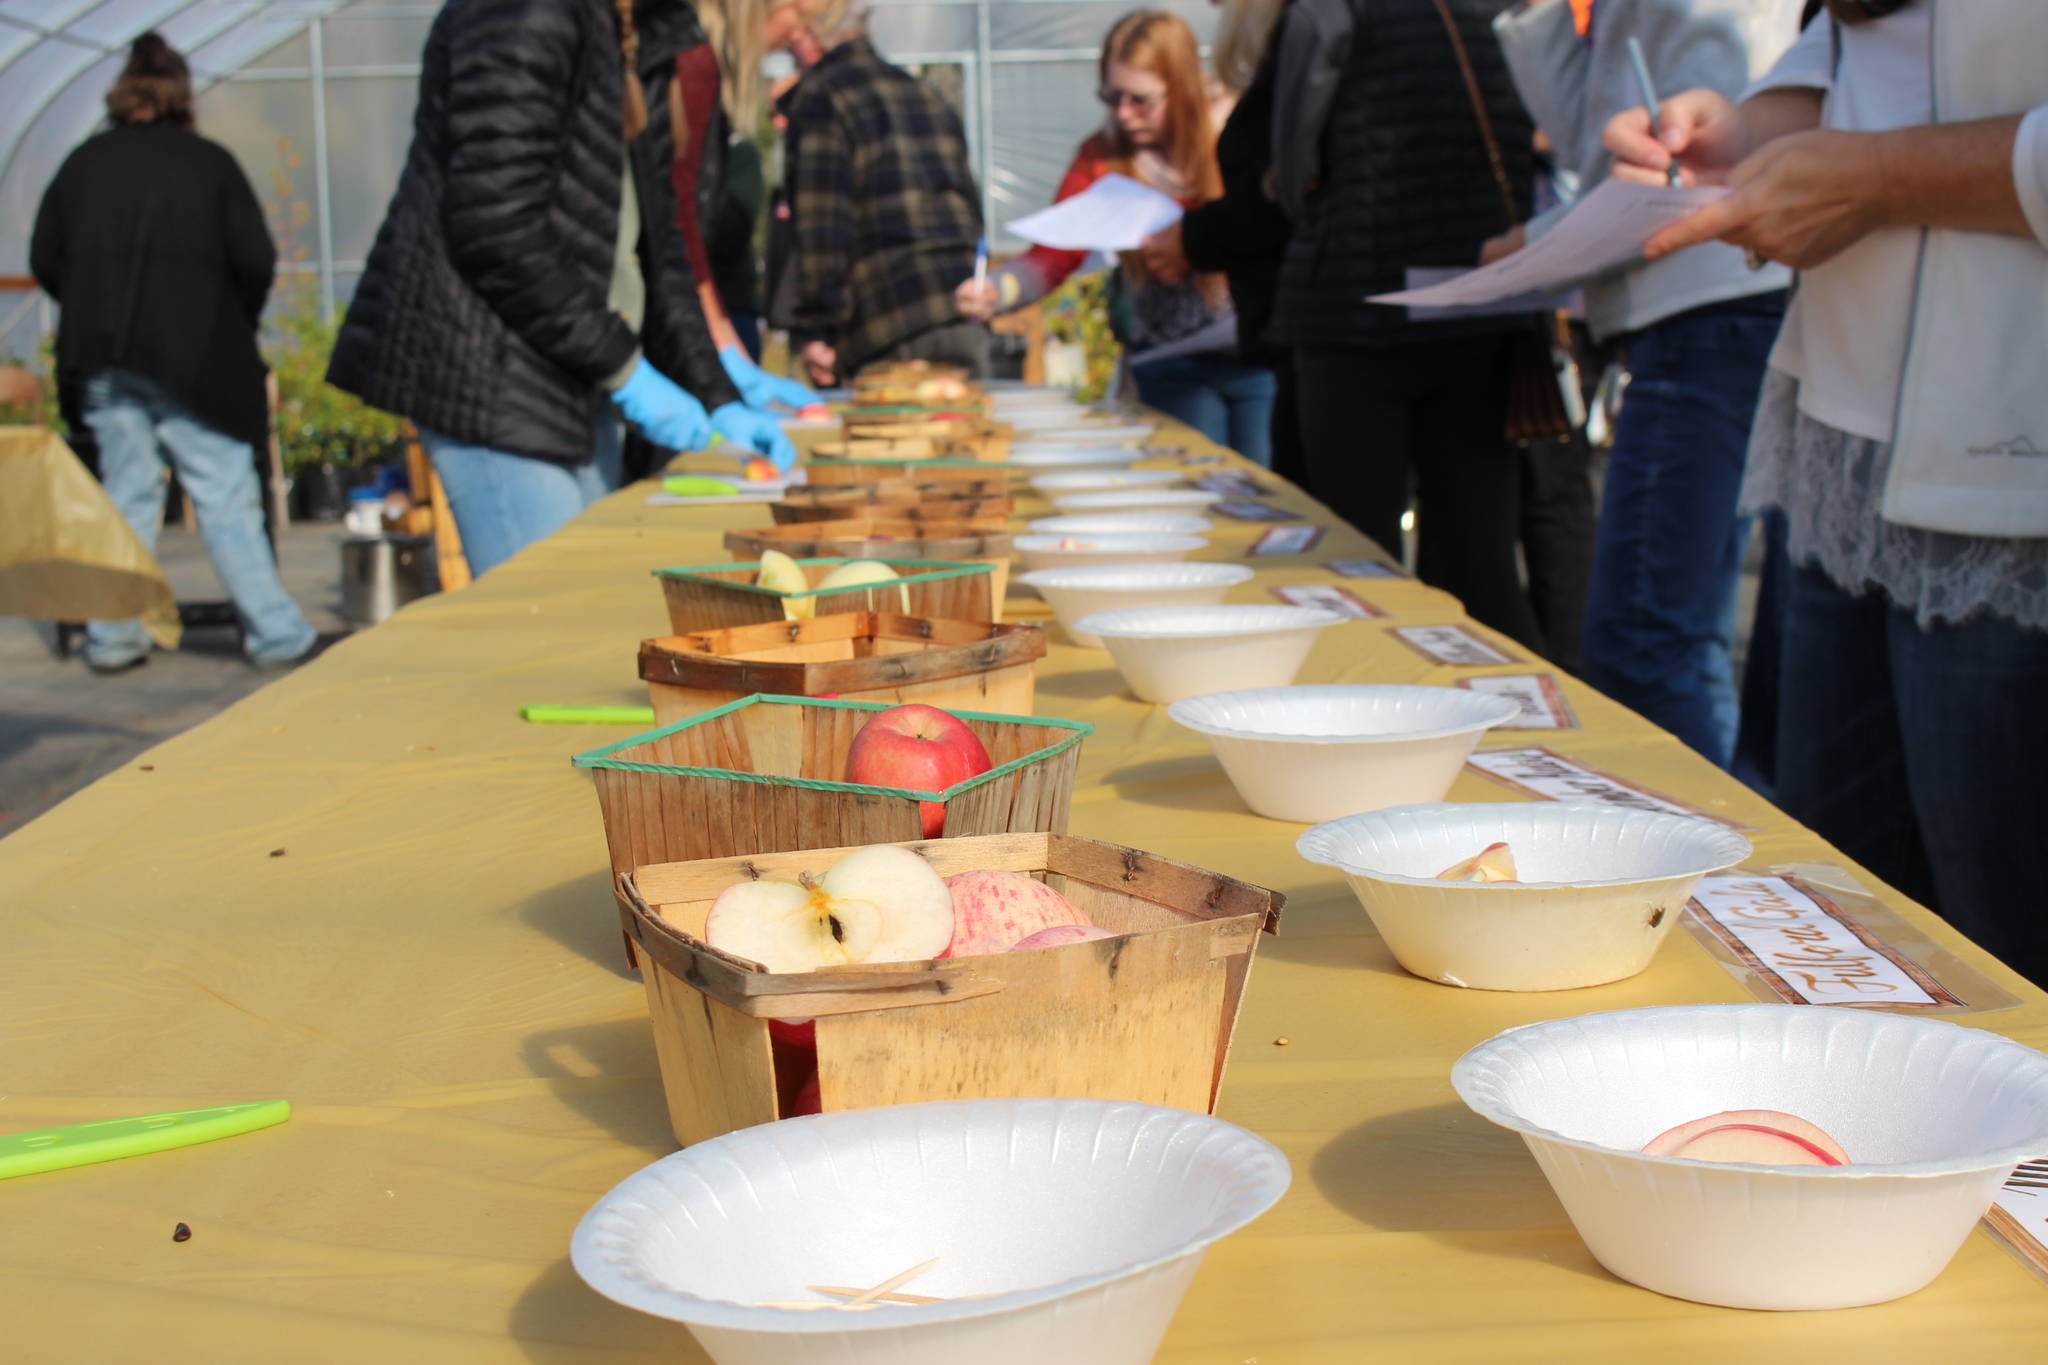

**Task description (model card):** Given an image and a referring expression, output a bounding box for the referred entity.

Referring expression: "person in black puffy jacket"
[329,0,789,577]
[1266,0,1546,653]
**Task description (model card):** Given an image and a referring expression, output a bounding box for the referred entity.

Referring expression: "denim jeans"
[420,412,623,578]
[1132,352,1279,467]
[81,370,316,667]
[1775,562,2048,987]
[1581,293,1786,767]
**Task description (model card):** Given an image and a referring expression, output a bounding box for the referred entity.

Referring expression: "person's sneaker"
[250,631,350,673]
[84,653,150,676]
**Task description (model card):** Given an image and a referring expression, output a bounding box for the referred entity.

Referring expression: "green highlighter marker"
[0,1099,291,1180]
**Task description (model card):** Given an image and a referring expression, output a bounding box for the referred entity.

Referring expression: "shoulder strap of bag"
[1427,0,1519,229]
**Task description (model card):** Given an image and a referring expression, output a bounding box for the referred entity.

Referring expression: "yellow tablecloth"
[4,419,2046,1363]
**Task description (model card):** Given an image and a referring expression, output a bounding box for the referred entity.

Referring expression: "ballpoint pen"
[1625,37,1685,189]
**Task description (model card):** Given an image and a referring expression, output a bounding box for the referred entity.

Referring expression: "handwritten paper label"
[1250,524,1326,556]
[1271,584,1384,618]
[1213,499,1302,522]
[1686,874,1962,1007]
[1456,673,1578,729]
[1987,1172,2048,1283]
[1193,471,1271,497]
[1178,451,1228,466]
[1391,624,1521,666]
[1465,745,1752,828]
[1327,558,1404,579]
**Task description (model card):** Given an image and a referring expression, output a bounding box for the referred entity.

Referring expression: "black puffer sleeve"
[636,54,740,410]
[440,0,640,387]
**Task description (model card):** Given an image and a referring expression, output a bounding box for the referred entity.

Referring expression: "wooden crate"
[769,495,1012,526]
[640,612,1045,722]
[654,556,995,633]
[618,832,1284,1147]
[722,519,1013,605]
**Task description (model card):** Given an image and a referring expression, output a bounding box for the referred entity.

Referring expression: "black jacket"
[1268,0,1534,349]
[1177,35,1292,366]
[30,123,274,452]
[328,0,736,466]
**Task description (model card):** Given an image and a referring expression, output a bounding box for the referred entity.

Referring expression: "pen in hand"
[1625,37,1684,189]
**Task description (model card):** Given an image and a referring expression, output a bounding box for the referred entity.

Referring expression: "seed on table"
[172,1223,192,1243]
[1273,1037,1291,1047]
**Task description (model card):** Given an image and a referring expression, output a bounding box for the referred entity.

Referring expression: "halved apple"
[1642,1109,1849,1166]
[1436,841,1519,883]
[757,548,815,621]
[703,843,954,972]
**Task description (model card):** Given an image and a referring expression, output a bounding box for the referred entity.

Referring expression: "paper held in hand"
[1366,180,1729,310]
[1006,173,1184,253]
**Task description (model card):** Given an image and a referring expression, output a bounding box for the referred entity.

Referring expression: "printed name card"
[1391,624,1521,666]
[1327,558,1404,579]
[1214,499,1302,522]
[1271,584,1384,618]
[1455,673,1578,729]
[1686,874,1964,1007]
[1249,524,1326,555]
[1465,745,1750,828]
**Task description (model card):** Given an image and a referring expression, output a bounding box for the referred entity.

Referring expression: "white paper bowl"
[1296,803,1750,991]
[571,1097,1291,1365]
[1010,422,1154,448]
[1002,408,1101,430]
[1028,513,1212,537]
[1019,563,1257,648]
[1013,533,1209,574]
[1072,604,1343,704]
[1453,1004,2048,1310]
[1168,685,1523,822]
[1029,469,1186,494]
[1009,448,1149,470]
[1053,490,1224,517]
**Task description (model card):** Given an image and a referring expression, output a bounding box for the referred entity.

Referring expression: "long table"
[5,418,2047,1362]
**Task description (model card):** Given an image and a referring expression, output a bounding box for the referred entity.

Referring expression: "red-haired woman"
[956,10,1277,465]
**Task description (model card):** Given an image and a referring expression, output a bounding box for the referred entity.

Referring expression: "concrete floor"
[0,520,356,837]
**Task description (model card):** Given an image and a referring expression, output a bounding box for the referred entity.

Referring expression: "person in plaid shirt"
[774,8,986,384]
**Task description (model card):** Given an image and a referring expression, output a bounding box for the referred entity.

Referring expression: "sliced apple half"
[1435,841,1519,883]
[1641,1108,1849,1166]
[705,844,954,972]
[813,843,955,963]
[757,548,815,621]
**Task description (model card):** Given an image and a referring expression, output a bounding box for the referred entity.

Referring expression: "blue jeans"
[1775,562,2048,986]
[81,371,316,667]
[1581,293,1786,767]
[1132,352,1278,467]
[420,412,623,578]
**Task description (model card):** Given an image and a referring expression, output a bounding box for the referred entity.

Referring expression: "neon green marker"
[0,1100,291,1180]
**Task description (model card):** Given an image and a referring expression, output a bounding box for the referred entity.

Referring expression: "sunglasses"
[1097,88,1162,112]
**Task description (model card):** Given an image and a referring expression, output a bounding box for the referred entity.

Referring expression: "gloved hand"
[608,357,712,451]
[719,344,819,411]
[710,401,797,472]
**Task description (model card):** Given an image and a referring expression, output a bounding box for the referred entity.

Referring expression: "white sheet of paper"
[1688,874,1943,1007]
[1367,180,1728,308]
[1006,173,1184,253]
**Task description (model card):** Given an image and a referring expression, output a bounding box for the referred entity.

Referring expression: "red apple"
[1642,1109,1849,1166]
[1008,924,1117,952]
[943,869,1092,957]
[843,704,993,837]
[790,1072,822,1116]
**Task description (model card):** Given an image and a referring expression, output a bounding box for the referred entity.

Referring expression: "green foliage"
[1039,270,1120,404]
[263,139,404,471]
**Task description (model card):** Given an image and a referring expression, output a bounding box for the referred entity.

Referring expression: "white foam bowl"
[1011,422,1154,448]
[1053,490,1224,517]
[1013,533,1208,574]
[1009,448,1148,470]
[1295,803,1751,991]
[571,1097,1291,1365]
[1029,469,1186,494]
[1453,1004,2048,1310]
[1072,604,1343,704]
[1002,408,1101,430]
[1168,685,1523,822]
[1029,513,1212,537]
[1019,563,1257,648]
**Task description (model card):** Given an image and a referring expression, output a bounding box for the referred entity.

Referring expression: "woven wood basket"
[654,556,995,633]
[768,496,1012,527]
[640,612,1045,722]
[722,519,1013,604]
[619,832,1283,1146]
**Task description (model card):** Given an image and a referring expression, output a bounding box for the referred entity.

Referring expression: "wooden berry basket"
[854,360,968,387]
[722,519,1013,604]
[654,556,996,633]
[618,832,1284,1147]
[805,452,1014,486]
[640,612,1046,723]
[768,495,1012,526]
[779,476,1008,506]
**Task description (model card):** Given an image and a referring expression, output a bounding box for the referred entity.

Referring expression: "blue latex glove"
[608,357,712,451]
[710,402,797,472]
[719,344,819,412]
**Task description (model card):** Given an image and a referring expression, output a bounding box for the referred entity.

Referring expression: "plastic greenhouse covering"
[0,0,1221,364]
